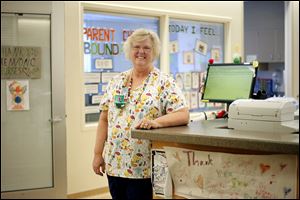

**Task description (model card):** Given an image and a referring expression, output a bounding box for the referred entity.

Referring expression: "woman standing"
[93,29,189,200]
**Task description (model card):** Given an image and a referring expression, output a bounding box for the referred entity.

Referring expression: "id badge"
[114,94,125,108]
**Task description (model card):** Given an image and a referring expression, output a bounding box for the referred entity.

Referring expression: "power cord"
[203,111,207,120]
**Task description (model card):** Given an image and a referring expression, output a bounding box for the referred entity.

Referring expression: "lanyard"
[114,69,151,108]
[112,69,154,129]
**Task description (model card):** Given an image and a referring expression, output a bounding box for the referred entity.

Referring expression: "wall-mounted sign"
[83,27,134,56]
[1,46,41,79]
[168,24,217,36]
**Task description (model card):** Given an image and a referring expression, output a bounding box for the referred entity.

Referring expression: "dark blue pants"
[107,175,153,200]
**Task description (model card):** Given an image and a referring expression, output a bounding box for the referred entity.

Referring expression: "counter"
[132,119,299,154]
[132,119,299,199]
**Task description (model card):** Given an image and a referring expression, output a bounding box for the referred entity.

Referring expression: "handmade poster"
[101,72,120,83]
[183,91,191,109]
[190,91,198,109]
[195,40,208,55]
[84,72,100,83]
[175,73,184,90]
[199,72,207,93]
[91,95,102,104]
[95,59,113,69]
[183,72,192,90]
[183,51,194,64]
[2,46,41,79]
[85,105,100,114]
[192,72,199,89]
[151,149,172,198]
[6,80,30,111]
[211,48,221,62]
[164,147,297,199]
[84,84,98,94]
[169,41,179,54]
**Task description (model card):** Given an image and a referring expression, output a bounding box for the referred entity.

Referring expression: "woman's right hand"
[92,154,106,176]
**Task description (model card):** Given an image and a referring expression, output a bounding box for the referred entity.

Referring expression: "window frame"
[80,2,232,130]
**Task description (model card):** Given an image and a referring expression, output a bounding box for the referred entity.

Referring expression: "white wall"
[1,1,297,197]
[285,1,299,99]
[292,2,299,100]
[99,1,244,58]
[64,1,244,195]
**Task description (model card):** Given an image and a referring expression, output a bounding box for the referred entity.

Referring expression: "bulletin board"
[169,19,225,112]
[169,18,224,74]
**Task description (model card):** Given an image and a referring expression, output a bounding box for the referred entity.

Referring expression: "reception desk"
[131,119,299,198]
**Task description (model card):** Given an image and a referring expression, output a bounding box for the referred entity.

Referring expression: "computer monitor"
[202,63,257,105]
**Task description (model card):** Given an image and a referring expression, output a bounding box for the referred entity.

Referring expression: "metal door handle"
[49,116,63,123]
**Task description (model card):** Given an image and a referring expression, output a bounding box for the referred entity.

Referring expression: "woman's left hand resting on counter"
[135,107,189,129]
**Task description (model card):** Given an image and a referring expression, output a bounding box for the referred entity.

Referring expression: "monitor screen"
[202,63,257,103]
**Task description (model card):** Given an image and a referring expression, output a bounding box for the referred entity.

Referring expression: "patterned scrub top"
[99,67,187,179]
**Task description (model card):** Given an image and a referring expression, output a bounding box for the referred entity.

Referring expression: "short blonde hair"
[123,28,161,61]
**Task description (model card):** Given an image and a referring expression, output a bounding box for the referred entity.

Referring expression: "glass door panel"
[1,13,53,192]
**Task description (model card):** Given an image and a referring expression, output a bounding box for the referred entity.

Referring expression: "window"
[83,11,159,124]
[169,18,225,111]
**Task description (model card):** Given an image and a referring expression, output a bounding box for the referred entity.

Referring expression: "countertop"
[131,119,299,154]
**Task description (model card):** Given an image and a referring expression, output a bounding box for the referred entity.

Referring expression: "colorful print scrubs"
[99,67,187,179]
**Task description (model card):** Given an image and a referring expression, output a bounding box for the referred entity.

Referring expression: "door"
[1,6,66,199]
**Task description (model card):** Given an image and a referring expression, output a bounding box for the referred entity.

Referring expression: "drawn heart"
[260,163,270,174]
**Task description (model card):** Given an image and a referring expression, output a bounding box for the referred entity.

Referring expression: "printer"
[228,98,299,133]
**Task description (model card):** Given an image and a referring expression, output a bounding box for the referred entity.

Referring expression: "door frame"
[1,1,66,198]
[284,1,299,99]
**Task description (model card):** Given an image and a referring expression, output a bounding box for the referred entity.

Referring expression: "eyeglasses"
[132,46,152,53]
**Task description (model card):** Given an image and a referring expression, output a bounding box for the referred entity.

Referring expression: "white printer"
[228,98,299,133]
